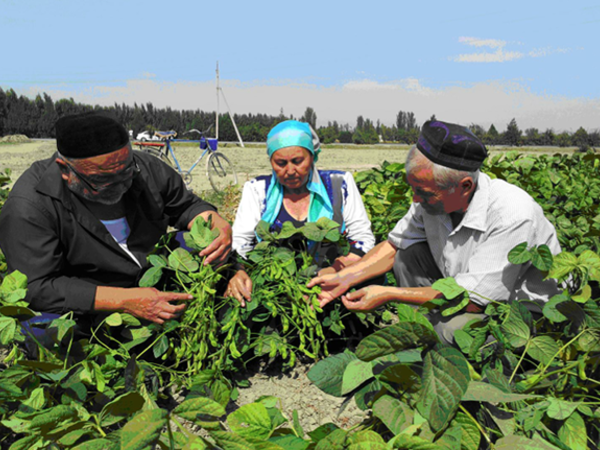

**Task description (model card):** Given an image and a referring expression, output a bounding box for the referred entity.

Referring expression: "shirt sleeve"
[0,196,97,314]
[232,180,263,258]
[387,203,427,250]
[342,172,375,254]
[454,218,537,305]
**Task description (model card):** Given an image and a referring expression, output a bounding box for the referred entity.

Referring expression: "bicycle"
[136,127,237,192]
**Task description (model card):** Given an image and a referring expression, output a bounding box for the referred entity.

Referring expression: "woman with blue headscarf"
[225,120,375,306]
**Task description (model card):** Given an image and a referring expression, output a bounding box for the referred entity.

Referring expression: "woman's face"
[270,146,313,190]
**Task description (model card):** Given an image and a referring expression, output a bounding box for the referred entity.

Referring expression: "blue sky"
[2,0,599,131]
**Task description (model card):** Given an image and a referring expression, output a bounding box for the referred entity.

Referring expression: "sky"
[2,0,600,132]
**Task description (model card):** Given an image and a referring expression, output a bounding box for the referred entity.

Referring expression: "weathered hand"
[316,266,336,277]
[306,273,351,308]
[122,288,190,324]
[224,269,253,307]
[341,285,393,312]
[197,211,232,265]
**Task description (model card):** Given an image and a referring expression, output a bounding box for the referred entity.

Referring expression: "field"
[2,140,598,450]
[1,140,578,188]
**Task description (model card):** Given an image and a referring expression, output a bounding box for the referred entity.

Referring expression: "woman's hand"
[341,285,395,312]
[224,269,253,307]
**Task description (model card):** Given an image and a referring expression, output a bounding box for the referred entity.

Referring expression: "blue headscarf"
[261,120,333,226]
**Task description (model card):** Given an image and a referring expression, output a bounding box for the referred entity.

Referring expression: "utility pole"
[215,62,245,147]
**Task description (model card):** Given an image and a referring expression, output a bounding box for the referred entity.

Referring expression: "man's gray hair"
[405,146,479,190]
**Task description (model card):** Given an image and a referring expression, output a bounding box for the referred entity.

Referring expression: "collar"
[454,172,490,233]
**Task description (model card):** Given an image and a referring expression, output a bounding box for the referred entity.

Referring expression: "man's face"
[57,144,137,205]
[407,167,467,215]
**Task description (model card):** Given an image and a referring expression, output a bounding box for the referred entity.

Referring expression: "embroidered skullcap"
[266,120,321,162]
[55,112,129,158]
[417,120,488,171]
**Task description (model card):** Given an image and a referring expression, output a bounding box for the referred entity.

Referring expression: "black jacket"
[0,151,215,314]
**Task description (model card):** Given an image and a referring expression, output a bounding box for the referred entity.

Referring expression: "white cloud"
[453,49,524,63]
[26,77,600,133]
[453,37,569,63]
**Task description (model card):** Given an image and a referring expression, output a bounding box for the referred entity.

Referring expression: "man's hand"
[341,285,394,312]
[225,269,252,307]
[307,273,352,308]
[120,288,190,324]
[193,211,232,265]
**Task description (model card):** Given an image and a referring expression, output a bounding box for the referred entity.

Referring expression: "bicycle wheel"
[206,152,237,192]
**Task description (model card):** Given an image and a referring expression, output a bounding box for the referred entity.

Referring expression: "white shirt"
[232,171,375,258]
[388,172,561,305]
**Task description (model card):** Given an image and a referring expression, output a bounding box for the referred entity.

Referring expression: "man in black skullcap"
[0,112,231,325]
[309,120,561,344]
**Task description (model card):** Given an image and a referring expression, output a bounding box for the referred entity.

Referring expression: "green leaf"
[531,245,553,272]
[173,397,226,429]
[347,430,387,450]
[0,316,16,345]
[0,305,36,320]
[184,217,219,250]
[390,434,441,449]
[267,435,307,450]
[168,248,199,272]
[307,351,356,397]
[495,435,561,450]
[543,294,569,323]
[105,312,123,327]
[417,347,470,433]
[315,428,347,450]
[441,295,470,317]
[30,405,78,432]
[558,411,587,450]
[508,242,532,265]
[277,221,302,240]
[138,266,163,287]
[355,322,439,361]
[436,426,462,450]
[571,284,592,303]
[120,409,168,450]
[527,336,559,366]
[62,432,102,448]
[99,392,145,426]
[432,277,467,300]
[47,316,77,342]
[548,252,578,281]
[227,403,274,440]
[301,223,328,241]
[547,398,579,420]
[500,303,530,349]
[341,359,374,395]
[462,381,540,403]
[395,304,435,331]
[209,430,255,450]
[372,395,413,435]
[152,334,169,358]
[256,220,276,242]
[148,254,167,268]
[451,411,480,450]
[0,270,28,293]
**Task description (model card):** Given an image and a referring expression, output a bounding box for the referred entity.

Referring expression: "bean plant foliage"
[1,151,600,449]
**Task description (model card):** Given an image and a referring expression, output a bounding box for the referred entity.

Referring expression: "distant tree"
[430,114,437,121]
[503,118,521,146]
[588,130,600,148]
[540,128,555,146]
[469,124,485,140]
[338,130,353,143]
[524,128,541,146]
[301,107,317,130]
[406,112,417,131]
[396,111,406,131]
[356,115,365,131]
[484,124,499,145]
[572,127,590,152]
[555,132,572,148]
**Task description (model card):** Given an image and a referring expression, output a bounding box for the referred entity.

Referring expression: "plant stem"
[509,339,531,384]
[459,404,493,448]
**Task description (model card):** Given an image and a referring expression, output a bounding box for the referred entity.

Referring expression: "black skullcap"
[416,120,488,171]
[55,112,129,158]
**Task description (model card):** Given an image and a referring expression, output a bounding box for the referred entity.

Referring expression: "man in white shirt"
[308,120,561,344]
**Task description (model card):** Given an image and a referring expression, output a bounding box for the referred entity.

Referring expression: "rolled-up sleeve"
[231,180,263,258]
[342,172,375,254]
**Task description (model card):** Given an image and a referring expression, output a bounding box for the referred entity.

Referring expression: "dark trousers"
[392,242,486,345]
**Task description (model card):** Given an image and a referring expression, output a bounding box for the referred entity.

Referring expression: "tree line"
[0,87,598,150]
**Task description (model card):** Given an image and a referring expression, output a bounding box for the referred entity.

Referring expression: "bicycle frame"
[162,139,215,178]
